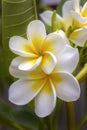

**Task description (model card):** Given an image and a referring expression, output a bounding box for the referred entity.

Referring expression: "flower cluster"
[40,0,87,47]
[8,0,83,118]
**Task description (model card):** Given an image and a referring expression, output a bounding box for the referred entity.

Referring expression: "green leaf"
[1,0,37,77]
[0,99,18,129]
[0,99,39,130]
[13,107,39,130]
[81,0,87,5]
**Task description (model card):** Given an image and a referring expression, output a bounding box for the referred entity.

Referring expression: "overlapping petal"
[42,32,66,56]
[9,57,46,80]
[69,27,87,46]
[18,56,42,71]
[27,20,46,51]
[41,51,57,74]
[9,36,37,57]
[81,2,87,17]
[71,11,87,28]
[40,10,63,27]
[55,45,79,73]
[72,0,80,13]
[35,80,56,117]
[40,10,53,26]
[54,72,80,102]
[62,0,73,30]
[9,79,46,105]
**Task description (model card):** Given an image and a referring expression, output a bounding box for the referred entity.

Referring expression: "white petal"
[35,80,56,117]
[70,27,87,46]
[40,10,63,28]
[81,2,87,17]
[19,56,42,71]
[9,79,46,105]
[27,20,46,50]
[41,51,57,74]
[71,11,87,27]
[40,10,53,26]
[9,36,36,57]
[56,45,79,73]
[55,72,80,102]
[62,1,73,30]
[42,32,66,56]
[72,0,80,13]
[58,30,70,45]
[9,57,46,80]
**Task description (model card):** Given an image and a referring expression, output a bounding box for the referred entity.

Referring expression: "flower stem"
[76,63,87,82]
[44,116,53,130]
[52,99,62,130]
[65,102,75,130]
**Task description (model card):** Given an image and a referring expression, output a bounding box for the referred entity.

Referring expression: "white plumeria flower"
[40,0,87,47]
[9,20,71,74]
[9,43,80,117]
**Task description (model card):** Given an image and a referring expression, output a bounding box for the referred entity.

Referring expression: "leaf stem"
[33,0,38,19]
[65,102,75,130]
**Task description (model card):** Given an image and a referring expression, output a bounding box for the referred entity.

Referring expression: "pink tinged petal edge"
[56,45,79,73]
[9,79,46,105]
[55,71,80,102]
[35,80,56,117]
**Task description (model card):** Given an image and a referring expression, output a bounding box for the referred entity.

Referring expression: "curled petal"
[54,72,80,102]
[35,80,56,117]
[9,79,46,105]
[9,57,46,80]
[19,56,42,71]
[41,51,57,74]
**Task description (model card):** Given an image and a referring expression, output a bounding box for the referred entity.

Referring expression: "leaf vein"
[4,6,34,17]
[4,15,34,28]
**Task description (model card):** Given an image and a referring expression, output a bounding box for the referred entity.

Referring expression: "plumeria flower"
[40,0,87,47]
[9,43,80,117]
[9,20,71,74]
